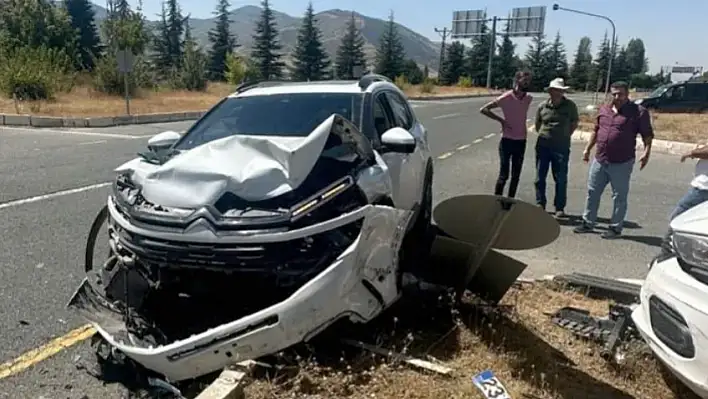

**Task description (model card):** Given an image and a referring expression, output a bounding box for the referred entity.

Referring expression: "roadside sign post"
[450,6,546,89]
[116,49,135,116]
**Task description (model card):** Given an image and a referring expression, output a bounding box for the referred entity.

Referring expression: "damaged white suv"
[68,74,435,382]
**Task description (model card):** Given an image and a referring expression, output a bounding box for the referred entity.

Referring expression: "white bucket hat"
[546,77,570,91]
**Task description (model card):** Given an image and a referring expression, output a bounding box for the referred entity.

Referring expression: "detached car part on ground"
[632,200,708,399]
[67,86,436,381]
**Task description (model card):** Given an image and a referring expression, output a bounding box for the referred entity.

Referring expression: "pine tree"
[207,0,238,81]
[291,2,331,81]
[569,36,592,90]
[64,0,103,71]
[175,18,207,91]
[523,33,550,91]
[153,0,186,74]
[494,23,516,88]
[590,32,612,92]
[625,38,647,75]
[613,45,632,83]
[464,21,492,86]
[250,0,284,80]
[102,0,149,54]
[439,41,465,85]
[545,31,569,80]
[334,12,366,79]
[374,11,405,79]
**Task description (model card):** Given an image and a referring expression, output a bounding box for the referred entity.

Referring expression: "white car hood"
[670,200,708,235]
[115,115,364,209]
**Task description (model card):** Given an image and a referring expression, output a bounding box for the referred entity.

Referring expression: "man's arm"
[638,107,655,156]
[534,104,543,133]
[479,94,506,125]
[684,145,708,160]
[569,101,579,134]
[584,113,600,153]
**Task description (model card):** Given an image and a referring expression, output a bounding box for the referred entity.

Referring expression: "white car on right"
[632,200,708,398]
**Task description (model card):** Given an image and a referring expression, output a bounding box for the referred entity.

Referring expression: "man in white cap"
[533,77,579,217]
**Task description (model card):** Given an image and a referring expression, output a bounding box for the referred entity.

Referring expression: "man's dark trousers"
[534,139,570,211]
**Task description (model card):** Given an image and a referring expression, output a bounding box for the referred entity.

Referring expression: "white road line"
[473,138,483,144]
[456,144,471,150]
[0,126,143,139]
[78,140,108,145]
[484,133,496,139]
[0,182,111,211]
[437,152,454,160]
[432,113,461,120]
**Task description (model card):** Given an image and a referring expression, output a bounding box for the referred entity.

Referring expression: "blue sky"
[126,0,706,74]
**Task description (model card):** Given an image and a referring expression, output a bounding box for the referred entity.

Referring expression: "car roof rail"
[358,73,392,90]
[234,80,289,94]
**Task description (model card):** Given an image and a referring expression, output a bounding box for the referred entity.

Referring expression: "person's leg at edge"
[660,187,708,253]
[534,141,551,209]
[551,148,570,216]
[574,158,609,233]
[508,139,526,198]
[603,159,635,239]
[495,138,512,196]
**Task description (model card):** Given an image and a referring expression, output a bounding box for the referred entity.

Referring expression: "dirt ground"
[0,83,495,118]
[579,112,708,144]
[237,282,696,399]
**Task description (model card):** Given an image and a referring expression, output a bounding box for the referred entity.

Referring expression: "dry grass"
[0,83,496,118]
[579,112,708,144]
[240,282,693,399]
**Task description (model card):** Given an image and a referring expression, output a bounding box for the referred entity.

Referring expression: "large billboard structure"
[449,6,547,88]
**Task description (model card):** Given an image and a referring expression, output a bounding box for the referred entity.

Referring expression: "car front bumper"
[68,201,413,382]
[631,256,708,398]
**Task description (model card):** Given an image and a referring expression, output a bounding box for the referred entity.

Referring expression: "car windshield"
[176,92,364,150]
[648,85,669,98]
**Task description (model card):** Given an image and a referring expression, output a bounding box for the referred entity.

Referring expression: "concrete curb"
[0,111,207,128]
[571,130,699,156]
[0,93,499,128]
[527,125,699,156]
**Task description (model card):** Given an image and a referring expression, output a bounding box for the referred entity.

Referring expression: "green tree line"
[0,0,668,103]
[439,20,669,92]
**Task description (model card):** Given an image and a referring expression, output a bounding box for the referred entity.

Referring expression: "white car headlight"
[673,232,708,268]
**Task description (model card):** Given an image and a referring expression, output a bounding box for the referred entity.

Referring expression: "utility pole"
[434,27,450,76]
[485,16,498,89]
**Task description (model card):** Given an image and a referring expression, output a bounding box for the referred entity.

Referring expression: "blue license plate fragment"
[472,369,512,399]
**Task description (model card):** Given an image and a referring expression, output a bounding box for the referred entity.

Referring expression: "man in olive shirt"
[534,78,579,217]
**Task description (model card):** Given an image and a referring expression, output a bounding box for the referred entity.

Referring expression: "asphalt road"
[0,92,691,398]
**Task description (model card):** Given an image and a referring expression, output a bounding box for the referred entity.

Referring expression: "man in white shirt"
[660,144,708,254]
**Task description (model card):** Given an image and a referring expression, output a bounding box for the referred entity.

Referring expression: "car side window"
[385,92,414,130]
[372,94,394,137]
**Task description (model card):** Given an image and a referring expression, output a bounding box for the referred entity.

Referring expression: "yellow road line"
[0,324,96,380]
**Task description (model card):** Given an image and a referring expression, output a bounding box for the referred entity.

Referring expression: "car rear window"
[176,92,364,150]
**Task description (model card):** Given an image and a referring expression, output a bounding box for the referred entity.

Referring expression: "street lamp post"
[552,4,616,98]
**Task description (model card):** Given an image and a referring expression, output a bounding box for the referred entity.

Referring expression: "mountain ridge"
[89,3,443,72]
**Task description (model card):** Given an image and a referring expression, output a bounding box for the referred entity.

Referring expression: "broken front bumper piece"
[68,201,412,382]
[632,256,708,399]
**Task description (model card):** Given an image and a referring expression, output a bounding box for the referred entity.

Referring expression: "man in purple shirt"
[574,81,654,239]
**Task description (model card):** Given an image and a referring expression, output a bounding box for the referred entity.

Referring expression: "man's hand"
[582,149,591,163]
[501,119,510,131]
[681,153,692,163]
[639,152,650,170]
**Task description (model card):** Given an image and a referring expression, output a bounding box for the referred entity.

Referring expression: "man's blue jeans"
[582,158,634,232]
[669,186,708,221]
[534,142,570,211]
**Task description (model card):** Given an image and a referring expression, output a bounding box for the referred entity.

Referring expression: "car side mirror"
[380,127,416,154]
[147,130,181,152]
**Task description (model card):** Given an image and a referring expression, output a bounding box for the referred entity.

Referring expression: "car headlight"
[673,232,708,269]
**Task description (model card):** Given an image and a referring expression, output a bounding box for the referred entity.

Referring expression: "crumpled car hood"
[115,114,370,209]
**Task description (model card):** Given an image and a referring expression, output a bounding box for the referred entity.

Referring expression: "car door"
[380,90,426,212]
